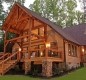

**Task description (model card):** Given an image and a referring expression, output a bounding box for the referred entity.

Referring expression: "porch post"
[25,18,33,74]
[44,25,48,58]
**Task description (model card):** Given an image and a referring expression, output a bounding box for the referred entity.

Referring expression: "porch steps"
[0,52,18,75]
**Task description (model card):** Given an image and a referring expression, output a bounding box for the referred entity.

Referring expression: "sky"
[24,0,35,8]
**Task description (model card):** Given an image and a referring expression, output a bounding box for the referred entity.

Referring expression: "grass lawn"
[0,67,86,80]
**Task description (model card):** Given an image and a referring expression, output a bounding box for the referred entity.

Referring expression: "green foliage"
[0,30,4,52]
[30,0,84,28]
[0,0,5,27]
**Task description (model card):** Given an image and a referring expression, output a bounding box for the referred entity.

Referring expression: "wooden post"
[25,18,33,74]
[27,18,33,58]
[38,28,40,57]
[44,25,48,58]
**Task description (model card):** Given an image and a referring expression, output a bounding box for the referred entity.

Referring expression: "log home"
[0,3,85,77]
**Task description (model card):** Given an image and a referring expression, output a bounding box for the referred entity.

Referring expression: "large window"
[68,44,77,57]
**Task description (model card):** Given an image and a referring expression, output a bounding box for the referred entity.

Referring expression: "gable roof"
[63,23,86,45]
[2,3,79,45]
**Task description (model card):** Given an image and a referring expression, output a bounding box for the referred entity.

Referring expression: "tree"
[0,0,6,52]
[0,0,5,27]
[30,0,84,28]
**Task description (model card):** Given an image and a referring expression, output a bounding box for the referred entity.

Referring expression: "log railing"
[6,33,44,43]
[0,52,19,75]
[29,48,63,59]
[0,53,11,60]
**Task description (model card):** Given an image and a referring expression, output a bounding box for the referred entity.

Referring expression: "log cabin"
[0,3,85,77]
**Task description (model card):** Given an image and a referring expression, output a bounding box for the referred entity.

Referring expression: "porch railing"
[29,48,63,59]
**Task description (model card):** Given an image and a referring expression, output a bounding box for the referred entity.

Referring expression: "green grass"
[0,67,86,80]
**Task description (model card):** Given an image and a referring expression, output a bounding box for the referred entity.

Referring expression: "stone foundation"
[25,62,31,74]
[42,61,52,77]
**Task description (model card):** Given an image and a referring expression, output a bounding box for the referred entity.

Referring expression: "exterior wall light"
[40,51,43,56]
[19,48,21,52]
[82,48,84,53]
[46,42,51,48]
[24,38,27,42]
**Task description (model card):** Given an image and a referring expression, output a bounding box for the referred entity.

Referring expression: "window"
[72,45,74,55]
[74,46,77,57]
[68,44,71,56]
[68,44,77,57]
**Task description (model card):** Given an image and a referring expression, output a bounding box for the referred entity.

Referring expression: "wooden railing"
[29,48,63,59]
[0,52,19,75]
[48,49,62,58]
[0,53,11,60]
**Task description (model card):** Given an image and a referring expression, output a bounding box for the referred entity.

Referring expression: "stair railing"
[0,53,11,60]
[0,51,19,75]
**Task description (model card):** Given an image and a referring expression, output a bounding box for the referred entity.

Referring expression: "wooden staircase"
[0,52,19,75]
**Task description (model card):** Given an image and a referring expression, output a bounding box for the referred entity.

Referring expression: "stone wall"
[42,61,52,77]
[24,62,31,74]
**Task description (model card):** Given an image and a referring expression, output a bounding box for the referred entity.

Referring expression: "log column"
[42,60,52,77]
[44,25,48,58]
[25,18,33,74]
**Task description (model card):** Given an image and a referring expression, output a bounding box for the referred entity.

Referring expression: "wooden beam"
[32,24,44,30]
[5,25,11,32]
[9,28,20,34]
[32,18,34,28]
[17,16,29,22]
[23,39,45,46]
[27,19,32,58]
[33,17,45,25]
[32,33,44,39]
[44,25,47,42]
[20,21,29,33]
[6,34,29,42]
[24,24,44,33]
[10,26,21,33]
[44,25,48,58]
[6,32,44,43]
[16,3,32,17]
[13,11,24,27]
[19,20,28,31]
[22,42,45,48]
